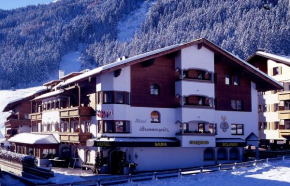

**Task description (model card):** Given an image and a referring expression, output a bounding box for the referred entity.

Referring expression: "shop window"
[150,84,160,95]
[231,124,244,135]
[233,76,240,86]
[204,148,214,161]
[198,123,204,132]
[229,148,240,160]
[151,111,160,123]
[231,100,244,110]
[217,148,227,160]
[225,75,231,85]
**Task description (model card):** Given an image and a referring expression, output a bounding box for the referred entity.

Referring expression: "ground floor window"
[204,148,214,161]
[217,148,227,160]
[229,148,240,160]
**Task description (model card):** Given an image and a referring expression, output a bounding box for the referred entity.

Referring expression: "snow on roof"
[210,43,283,87]
[256,51,290,64]
[51,38,282,90]
[33,89,64,100]
[53,43,180,89]
[8,133,59,144]
[6,87,47,105]
[96,137,178,142]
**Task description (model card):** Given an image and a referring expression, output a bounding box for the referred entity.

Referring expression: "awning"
[8,133,59,144]
[87,137,180,147]
[216,138,246,147]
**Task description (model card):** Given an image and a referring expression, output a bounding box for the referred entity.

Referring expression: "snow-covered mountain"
[0,0,55,10]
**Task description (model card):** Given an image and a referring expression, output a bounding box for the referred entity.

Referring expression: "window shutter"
[278,66,282,74]
[271,122,275,130]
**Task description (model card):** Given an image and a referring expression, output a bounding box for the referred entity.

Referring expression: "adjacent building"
[247,51,290,146]
[6,38,282,173]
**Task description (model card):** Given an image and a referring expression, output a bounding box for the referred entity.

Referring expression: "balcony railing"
[5,119,31,128]
[176,131,215,136]
[278,110,290,120]
[278,91,290,101]
[30,113,42,121]
[59,107,94,118]
[278,130,290,138]
[59,132,92,144]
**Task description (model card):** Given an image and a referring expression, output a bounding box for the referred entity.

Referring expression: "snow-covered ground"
[0,86,44,135]
[117,0,156,41]
[59,44,83,76]
[119,160,290,186]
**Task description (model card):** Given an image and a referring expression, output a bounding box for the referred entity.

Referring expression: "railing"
[278,130,290,138]
[5,119,31,127]
[278,91,290,101]
[59,132,92,144]
[30,112,42,121]
[47,156,290,186]
[59,107,93,118]
[278,111,290,119]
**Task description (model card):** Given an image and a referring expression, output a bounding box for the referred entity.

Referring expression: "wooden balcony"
[59,107,94,118]
[5,119,31,128]
[30,113,42,121]
[278,130,290,139]
[278,91,290,101]
[59,132,92,145]
[278,110,290,120]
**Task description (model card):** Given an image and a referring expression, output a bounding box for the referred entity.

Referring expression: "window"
[263,122,267,130]
[99,120,130,133]
[258,105,262,113]
[116,92,124,104]
[208,124,217,134]
[225,75,231,85]
[273,103,278,112]
[97,91,130,104]
[258,122,263,130]
[151,111,160,123]
[104,92,113,103]
[47,123,51,132]
[198,123,204,132]
[233,76,240,86]
[229,148,240,160]
[231,100,244,110]
[185,96,214,107]
[85,150,91,163]
[274,122,279,130]
[204,148,214,161]
[55,123,59,132]
[184,69,213,81]
[263,104,267,112]
[231,124,244,135]
[150,84,160,95]
[273,67,279,76]
[217,148,227,160]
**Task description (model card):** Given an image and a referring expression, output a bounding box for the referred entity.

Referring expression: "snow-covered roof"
[51,38,282,91]
[8,133,59,144]
[53,44,180,89]
[256,51,290,64]
[33,89,65,101]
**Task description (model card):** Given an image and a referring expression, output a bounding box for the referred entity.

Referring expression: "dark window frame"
[231,100,244,111]
[225,75,231,85]
[217,148,228,160]
[98,120,130,133]
[231,124,244,135]
[97,91,130,105]
[204,148,215,161]
[150,84,160,95]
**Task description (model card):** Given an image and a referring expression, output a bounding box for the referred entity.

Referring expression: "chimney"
[122,56,128,60]
[59,70,65,79]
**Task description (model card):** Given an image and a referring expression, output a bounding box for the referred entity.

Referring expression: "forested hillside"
[0,0,289,89]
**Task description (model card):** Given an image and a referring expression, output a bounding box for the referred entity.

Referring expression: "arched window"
[85,150,91,163]
[55,122,59,132]
[229,148,240,160]
[47,123,51,132]
[150,84,160,95]
[217,148,227,160]
[204,148,214,161]
[151,111,160,123]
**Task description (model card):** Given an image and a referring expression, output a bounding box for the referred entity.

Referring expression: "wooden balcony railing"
[30,113,42,121]
[278,91,290,101]
[5,119,31,128]
[59,107,94,118]
[278,130,290,138]
[59,132,92,145]
[278,110,290,120]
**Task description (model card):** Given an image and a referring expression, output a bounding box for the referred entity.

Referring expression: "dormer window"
[150,84,160,95]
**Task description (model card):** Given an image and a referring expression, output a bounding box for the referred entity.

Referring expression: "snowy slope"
[117,0,156,41]
[0,0,55,10]
[0,86,45,135]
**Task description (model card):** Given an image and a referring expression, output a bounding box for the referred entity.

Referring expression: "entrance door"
[111,151,126,174]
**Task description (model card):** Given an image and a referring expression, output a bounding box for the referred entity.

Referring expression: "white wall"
[175,81,214,98]
[18,125,31,133]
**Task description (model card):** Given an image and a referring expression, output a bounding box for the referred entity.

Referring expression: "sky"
[0,0,55,10]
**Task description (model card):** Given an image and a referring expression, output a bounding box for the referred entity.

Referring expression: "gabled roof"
[33,89,65,101]
[2,88,47,112]
[43,80,62,87]
[245,132,259,141]
[60,72,83,81]
[247,51,290,66]
[52,38,282,91]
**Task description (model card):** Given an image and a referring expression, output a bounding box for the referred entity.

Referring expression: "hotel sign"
[190,141,209,145]
[216,142,246,147]
[93,140,179,147]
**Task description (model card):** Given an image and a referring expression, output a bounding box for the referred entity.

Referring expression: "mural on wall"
[96,109,113,118]
[220,115,229,132]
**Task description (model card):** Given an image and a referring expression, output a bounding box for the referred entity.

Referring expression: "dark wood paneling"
[130,55,177,108]
[247,56,268,74]
[215,54,252,112]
